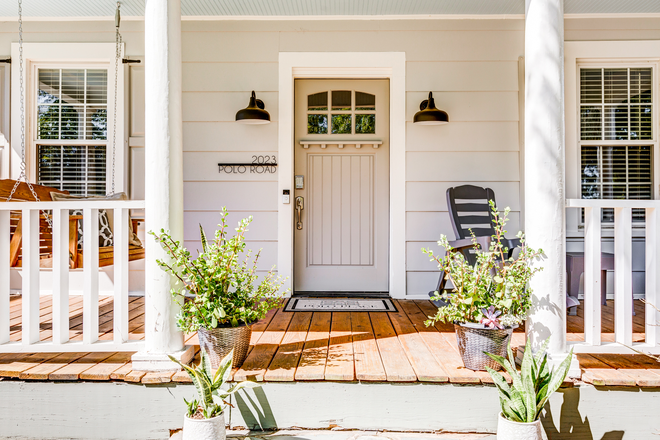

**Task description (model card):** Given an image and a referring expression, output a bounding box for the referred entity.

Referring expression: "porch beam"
[524,0,569,358]
[132,0,192,370]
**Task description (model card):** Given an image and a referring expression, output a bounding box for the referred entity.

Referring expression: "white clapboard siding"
[183,122,278,152]
[182,32,281,62]
[407,211,521,242]
[184,152,279,182]
[406,121,519,152]
[406,181,521,212]
[406,91,519,122]
[278,30,524,62]
[184,181,278,211]
[183,240,278,270]
[407,241,445,272]
[406,272,440,297]
[184,211,278,242]
[182,63,279,92]
[183,91,279,122]
[407,61,519,92]
[407,152,520,182]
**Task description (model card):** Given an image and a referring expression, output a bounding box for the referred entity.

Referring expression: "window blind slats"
[36,67,108,196]
[38,145,107,196]
[579,65,654,223]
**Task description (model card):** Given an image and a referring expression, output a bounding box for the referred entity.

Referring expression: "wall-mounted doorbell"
[282,189,290,204]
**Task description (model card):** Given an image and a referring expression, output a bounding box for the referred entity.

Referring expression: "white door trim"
[278,52,406,298]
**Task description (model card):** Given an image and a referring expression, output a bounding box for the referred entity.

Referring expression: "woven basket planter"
[454,323,514,371]
[197,323,253,369]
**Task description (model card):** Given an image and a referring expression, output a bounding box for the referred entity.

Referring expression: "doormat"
[284,298,397,312]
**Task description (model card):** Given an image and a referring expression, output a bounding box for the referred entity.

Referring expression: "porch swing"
[1,1,145,269]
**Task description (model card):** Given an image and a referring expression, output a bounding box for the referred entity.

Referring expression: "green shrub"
[151,207,287,331]
[422,202,543,328]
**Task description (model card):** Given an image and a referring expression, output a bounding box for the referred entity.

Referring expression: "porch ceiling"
[0,0,659,19]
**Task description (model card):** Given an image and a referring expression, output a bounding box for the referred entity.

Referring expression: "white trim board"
[278,52,406,298]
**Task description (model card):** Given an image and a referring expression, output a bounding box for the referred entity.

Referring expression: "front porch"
[2,295,658,387]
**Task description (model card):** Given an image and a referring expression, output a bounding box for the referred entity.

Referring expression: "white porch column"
[132,0,192,370]
[524,0,569,359]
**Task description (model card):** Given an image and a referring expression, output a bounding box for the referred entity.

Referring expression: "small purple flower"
[480,306,504,329]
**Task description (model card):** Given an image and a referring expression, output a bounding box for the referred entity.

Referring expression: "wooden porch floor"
[1,296,659,387]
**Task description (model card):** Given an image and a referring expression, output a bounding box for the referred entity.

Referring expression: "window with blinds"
[36,68,108,196]
[579,67,654,222]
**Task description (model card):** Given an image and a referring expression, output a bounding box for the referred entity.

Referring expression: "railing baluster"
[646,207,660,346]
[583,206,602,346]
[614,207,633,346]
[83,208,100,345]
[0,210,10,344]
[114,207,129,343]
[22,209,40,345]
[52,208,70,345]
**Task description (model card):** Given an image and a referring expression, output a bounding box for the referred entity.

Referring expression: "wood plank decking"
[2,295,658,387]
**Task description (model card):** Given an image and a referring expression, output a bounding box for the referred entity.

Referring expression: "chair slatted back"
[446,185,497,240]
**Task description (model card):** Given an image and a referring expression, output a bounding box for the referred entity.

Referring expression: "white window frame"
[10,43,126,194]
[565,41,660,237]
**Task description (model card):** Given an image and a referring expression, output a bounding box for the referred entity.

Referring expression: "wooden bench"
[1,179,144,269]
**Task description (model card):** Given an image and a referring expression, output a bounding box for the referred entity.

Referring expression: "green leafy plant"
[169,349,259,419]
[422,202,543,328]
[486,339,573,423]
[151,207,287,331]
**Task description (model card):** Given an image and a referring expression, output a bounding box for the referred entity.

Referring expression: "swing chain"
[110,2,121,196]
[6,0,52,227]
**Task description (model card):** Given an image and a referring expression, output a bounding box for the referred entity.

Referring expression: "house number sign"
[218,155,278,174]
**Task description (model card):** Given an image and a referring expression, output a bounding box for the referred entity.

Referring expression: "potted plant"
[152,207,287,368]
[422,202,543,371]
[486,339,573,440]
[169,349,259,440]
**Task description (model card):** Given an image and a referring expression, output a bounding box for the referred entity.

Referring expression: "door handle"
[295,196,304,230]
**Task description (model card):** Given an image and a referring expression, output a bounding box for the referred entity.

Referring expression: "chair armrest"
[448,236,491,252]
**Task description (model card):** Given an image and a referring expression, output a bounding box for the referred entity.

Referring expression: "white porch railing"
[0,200,145,353]
[566,199,660,354]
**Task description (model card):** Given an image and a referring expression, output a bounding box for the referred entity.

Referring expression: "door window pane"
[308,114,328,134]
[332,91,351,111]
[331,114,352,134]
[355,92,375,110]
[308,92,328,111]
[355,114,375,134]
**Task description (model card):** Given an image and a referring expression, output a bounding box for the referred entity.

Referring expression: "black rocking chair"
[428,185,522,306]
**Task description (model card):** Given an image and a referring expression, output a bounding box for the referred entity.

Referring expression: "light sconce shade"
[413,92,449,125]
[236,91,270,124]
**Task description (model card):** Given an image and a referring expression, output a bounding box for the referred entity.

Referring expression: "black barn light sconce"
[413,92,449,125]
[235,91,271,124]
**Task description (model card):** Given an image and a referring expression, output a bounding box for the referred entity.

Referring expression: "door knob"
[295,196,304,230]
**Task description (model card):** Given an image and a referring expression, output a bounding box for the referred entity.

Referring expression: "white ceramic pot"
[497,412,542,440]
[182,412,226,440]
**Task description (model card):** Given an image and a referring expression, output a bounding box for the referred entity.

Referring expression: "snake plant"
[169,348,259,419]
[485,338,573,423]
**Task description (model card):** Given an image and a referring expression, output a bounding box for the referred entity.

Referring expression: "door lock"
[295,196,304,230]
